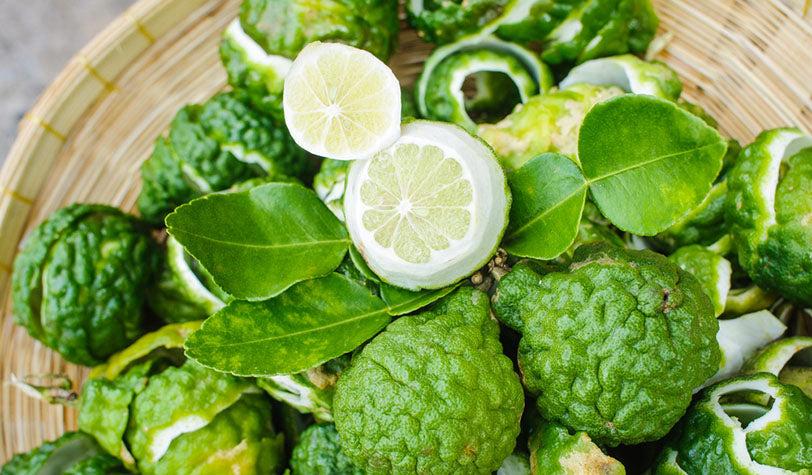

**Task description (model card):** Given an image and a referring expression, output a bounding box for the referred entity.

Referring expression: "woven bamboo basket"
[1,0,811,462]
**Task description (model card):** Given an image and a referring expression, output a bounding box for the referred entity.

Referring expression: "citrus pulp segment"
[282,42,401,160]
[344,121,509,290]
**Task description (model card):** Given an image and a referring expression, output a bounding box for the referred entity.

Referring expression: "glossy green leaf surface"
[166,183,350,301]
[579,95,726,235]
[185,273,389,376]
[503,153,588,259]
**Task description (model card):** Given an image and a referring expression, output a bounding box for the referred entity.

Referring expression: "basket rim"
[0,0,219,296]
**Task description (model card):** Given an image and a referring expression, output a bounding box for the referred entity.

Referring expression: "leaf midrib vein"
[170,227,350,250]
[585,142,721,183]
[506,183,588,239]
[197,307,389,348]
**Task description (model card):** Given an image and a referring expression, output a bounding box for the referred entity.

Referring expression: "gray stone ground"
[0,0,134,163]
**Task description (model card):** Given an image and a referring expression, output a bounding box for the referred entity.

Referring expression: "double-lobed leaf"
[506,95,726,259]
[579,94,727,235]
[166,182,350,301]
[503,153,588,259]
[184,273,390,377]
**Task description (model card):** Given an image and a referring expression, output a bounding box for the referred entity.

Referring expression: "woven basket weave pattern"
[1,0,811,460]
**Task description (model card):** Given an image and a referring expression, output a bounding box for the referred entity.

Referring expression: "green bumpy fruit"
[478,83,624,170]
[493,243,720,446]
[727,128,812,306]
[669,245,731,317]
[497,0,658,64]
[333,287,524,474]
[12,204,158,366]
[0,432,126,475]
[528,421,624,475]
[290,424,363,475]
[406,0,511,45]
[653,373,812,474]
[137,90,307,224]
[77,323,284,475]
[240,0,398,60]
[138,394,284,475]
[221,0,398,118]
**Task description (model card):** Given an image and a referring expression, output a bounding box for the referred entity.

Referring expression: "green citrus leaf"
[166,183,350,301]
[379,282,457,316]
[503,153,588,259]
[579,95,726,235]
[184,273,389,377]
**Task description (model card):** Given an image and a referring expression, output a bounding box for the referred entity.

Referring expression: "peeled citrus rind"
[726,127,812,305]
[709,310,786,386]
[283,42,402,160]
[166,236,225,315]
[744,336,812,376]
[344,120,509,290]
[415,34,552,120]
[223,20,293,82]
[704,375,808,472]
[421,48,539,130]
[560,54,682,100]
[655,373,812,474]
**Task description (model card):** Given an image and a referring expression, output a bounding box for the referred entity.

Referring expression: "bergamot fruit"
[652,373,812,474]
[528,420,624,475]
[137,90,307,224]
[477,83,624,170]
[726,128,812,306]
[560,54,682,100]
[333,287,524,474]
[669,244,732,317]
[290,424,363,475]
[12,204,158,365]
[0,431,126,475]
[493,243,721,446]
[77,323,284,474]
[343,120,510,290]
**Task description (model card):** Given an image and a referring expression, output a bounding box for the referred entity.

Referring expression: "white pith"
[709,311,785,386]
[560,56,661,96]
[344,121,508,290]
[757,130,812,243]
[224,19,293,74]
[265,375,317,411]
[753,337,812,375]
[149,415,209,462]
[713,255,733,316]
[222,144,273,173]
[167,236,224,314]
[448,58,536,124]
[707,376,793,475]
